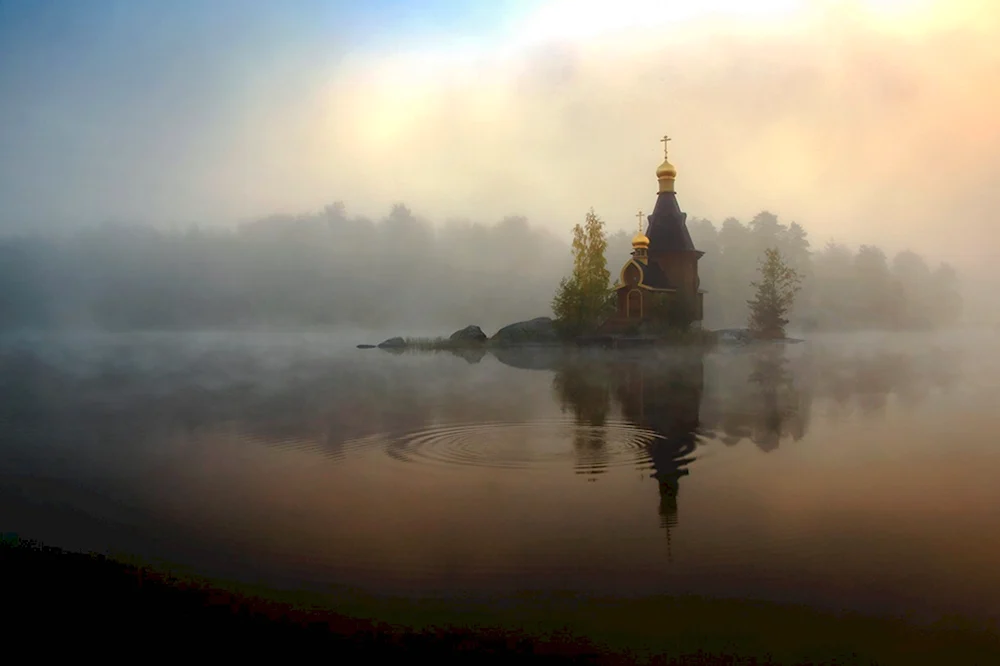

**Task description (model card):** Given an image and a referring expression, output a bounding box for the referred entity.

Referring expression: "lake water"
[2,329,1000,639]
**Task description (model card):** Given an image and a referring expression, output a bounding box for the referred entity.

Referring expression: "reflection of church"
[498,345,835,553]
[547,351,706,545]
[543,349,811,549]
[600,136,706,333]
[613,354,704,539]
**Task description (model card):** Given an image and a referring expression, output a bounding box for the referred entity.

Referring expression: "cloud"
[308,1,998,269]
[2,0,997,271]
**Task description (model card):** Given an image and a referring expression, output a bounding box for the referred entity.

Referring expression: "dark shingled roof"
[638,259,672,289]
[646,191,698,253]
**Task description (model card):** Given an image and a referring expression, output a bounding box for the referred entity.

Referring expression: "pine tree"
[747,247,801,339]
[552,208,612,338]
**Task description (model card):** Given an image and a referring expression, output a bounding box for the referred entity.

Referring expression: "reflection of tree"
[700,347,808,453]
[746,347,808,452]
[699,344,961,447]
[552,360,611,477]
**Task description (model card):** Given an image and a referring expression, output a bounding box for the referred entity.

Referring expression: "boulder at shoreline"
[449,325,487,343]
[490,317,558,346]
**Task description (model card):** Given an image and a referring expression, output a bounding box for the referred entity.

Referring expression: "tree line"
[0,203,962,333]
[0,203,569,333]
[605,211,963,331]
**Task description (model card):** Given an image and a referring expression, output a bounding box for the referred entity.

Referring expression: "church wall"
[627,289,643,319]
[616,289,628,318]
[650,252,700,295]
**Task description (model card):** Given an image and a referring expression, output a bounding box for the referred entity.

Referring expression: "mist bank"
[0,203,968,333]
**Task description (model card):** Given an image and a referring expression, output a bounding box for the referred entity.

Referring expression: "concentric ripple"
[378,417,666,471]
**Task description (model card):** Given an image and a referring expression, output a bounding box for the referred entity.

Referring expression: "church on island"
[599,136,705,333]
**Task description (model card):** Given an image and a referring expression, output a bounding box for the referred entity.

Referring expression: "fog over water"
[2,3,1000,656]
[2,329,998,629]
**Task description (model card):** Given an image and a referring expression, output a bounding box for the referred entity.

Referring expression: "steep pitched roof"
[646,192,698,254]
[638,260,672,289]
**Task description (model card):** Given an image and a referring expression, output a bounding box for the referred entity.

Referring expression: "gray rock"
[449,325,487,343]
[377,336,407,349]
[490,316,558,345]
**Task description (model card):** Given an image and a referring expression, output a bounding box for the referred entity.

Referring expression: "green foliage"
[641,291,697,333]
[552,208,613,338]
[747,248,802,339]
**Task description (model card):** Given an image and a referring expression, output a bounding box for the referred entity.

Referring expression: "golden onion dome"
[656,158,677,180]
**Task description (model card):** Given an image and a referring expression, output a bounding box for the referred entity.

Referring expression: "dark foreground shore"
[3,538,998,664]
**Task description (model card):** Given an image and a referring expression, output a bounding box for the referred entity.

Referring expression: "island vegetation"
[746,247,803,340]
[368,206,808,350]
[551,208,614,339]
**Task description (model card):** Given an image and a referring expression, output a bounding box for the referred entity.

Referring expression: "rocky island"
[360,136,803,354]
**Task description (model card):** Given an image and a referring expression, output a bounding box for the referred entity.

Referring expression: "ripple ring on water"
[381,417,663,471]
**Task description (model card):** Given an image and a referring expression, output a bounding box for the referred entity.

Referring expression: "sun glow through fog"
[333,0,966,171]
[313,0,1000,265]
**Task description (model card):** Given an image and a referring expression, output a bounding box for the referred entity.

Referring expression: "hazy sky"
[1,0,998,270]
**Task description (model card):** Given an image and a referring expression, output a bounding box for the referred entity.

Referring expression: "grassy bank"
[3,538,998,663]
[402,336,474,350]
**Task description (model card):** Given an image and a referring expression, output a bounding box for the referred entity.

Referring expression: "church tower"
[604,137,706,332]
[646,136,705,321]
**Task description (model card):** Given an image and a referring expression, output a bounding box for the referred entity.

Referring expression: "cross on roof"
[636,210,645,235]
[660,134,671,159]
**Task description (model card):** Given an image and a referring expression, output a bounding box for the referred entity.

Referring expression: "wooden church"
[600,136,705,333]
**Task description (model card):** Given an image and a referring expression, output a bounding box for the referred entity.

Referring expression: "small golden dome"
[632,232,650,248]
[656,158,677,180]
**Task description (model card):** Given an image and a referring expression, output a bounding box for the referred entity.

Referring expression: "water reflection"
[0,339,962,472]
[497,342,962,548]
[448,347,488,364]
[4,332,998,625]
[549,351,703,544]
[702,347,810,452]
[551,359,614,477]
[613,355,702,541]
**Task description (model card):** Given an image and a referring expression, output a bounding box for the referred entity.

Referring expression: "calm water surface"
[2,329,999,627]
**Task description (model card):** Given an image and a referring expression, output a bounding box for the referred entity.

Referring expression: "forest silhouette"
[0,203,963,332]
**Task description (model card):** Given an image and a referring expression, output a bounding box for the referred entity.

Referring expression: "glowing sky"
[1,0,998,268]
